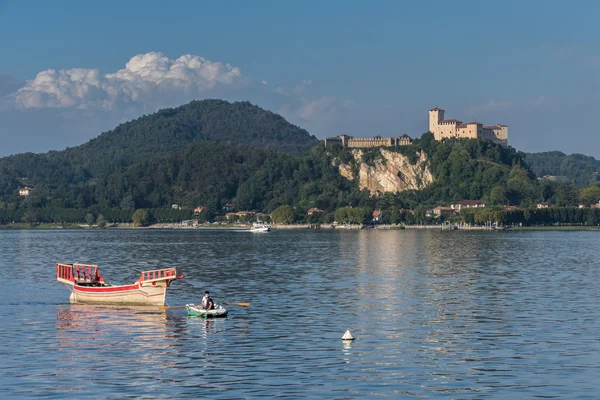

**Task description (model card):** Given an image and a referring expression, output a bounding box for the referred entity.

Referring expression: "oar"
[159,302,250,310]
[158,305,187,310]
[222,302,250,307]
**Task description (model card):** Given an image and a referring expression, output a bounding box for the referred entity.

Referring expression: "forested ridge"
[1,100,599,227]
[0,99,318,197]
[524,151,600,187]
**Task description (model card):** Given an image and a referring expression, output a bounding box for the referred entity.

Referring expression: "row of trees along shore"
[2,204,600,227]
[2,128,600,227]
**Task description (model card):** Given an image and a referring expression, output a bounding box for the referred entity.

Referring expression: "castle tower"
[429,107,445,139]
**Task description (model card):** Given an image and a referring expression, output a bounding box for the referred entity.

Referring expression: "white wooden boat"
[186,304,228,318]
[56,263,184,306]
[251,221,272,232]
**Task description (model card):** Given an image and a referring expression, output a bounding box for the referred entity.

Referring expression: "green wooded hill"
[524,151,600,187]
[1,99,599,226]
[0,99,319,197]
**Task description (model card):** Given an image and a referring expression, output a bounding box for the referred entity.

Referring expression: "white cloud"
[296,96,337,120]
[14,52,243,110]
[275,86,290,96]
[276,95,351,138]
[293,79,312,95]
[2,52,355,151]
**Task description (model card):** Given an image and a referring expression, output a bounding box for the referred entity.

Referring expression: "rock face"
[338,149,433,195]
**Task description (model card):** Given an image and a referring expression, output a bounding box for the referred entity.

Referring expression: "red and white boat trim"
[56,263,184,306]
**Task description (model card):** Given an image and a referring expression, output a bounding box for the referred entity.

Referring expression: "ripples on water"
[0,229,599,398]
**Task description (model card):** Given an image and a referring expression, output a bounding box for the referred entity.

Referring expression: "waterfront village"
[154,107,597,229]
[13,107,600,230]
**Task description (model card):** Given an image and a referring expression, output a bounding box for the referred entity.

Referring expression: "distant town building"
[432,206,455,217]
[226,211,256,220]
[372,210,382,222]
[223,204,235,212]
[324,134,412,148]
[19,187,35,196]
[429,107,508,147]
[172,204,183,210]
[307,208,325,215]
[193,206,206,214]
[536,202,552,209]
[450,200,487,212]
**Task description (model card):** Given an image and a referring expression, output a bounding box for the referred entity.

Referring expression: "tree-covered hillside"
[410,132,531,205]
[85,141,369,213]
[524,151,600,187]
[0,100,319,196]
[2,100,599,227]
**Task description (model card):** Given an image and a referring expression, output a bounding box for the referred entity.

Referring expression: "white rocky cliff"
[337,149,433,195]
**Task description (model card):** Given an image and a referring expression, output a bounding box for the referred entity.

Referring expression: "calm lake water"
[0,228,599,399]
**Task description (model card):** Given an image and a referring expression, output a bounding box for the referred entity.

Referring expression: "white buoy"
[341,328,355,340]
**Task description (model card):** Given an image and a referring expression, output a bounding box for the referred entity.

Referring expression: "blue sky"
[1,0,599,157]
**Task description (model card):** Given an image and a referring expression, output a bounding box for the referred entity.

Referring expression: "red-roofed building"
[19,187,35,196]
[307,208,325,215]
[372,210,382,222]
[193,206,206,214]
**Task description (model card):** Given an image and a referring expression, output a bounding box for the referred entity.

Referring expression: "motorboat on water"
[186,303,228,318]
[56,263,184,306]
[251,221,272,232]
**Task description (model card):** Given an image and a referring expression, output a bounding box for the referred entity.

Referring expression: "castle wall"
[457,124,480,139]
[324,135,412,148]
[398,137,412,146]
[481,127,496,141]
[437,121,459,139]
[324,137,343,147]
[492,125,508,146]
[348,138,395,148]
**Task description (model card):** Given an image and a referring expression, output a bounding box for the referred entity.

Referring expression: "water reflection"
[1,229,599,398]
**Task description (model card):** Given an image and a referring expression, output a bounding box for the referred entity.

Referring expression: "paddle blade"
[159,305,187,310]
[222,302,250,307]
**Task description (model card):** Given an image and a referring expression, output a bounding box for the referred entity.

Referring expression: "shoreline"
[1,222,599,231]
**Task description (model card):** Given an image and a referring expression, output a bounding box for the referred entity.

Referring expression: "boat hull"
[251,227,271,232]
[58,264,183,307]
[186,304,228,318]
[70,283,168,306]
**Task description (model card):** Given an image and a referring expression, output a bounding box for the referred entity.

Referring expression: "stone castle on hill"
[324,106,508,149]
[324,135,412,148]
[429,106,508,147]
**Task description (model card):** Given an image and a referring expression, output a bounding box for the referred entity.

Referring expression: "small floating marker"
[341,329,355,341]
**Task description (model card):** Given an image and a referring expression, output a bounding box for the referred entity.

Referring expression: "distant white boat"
[251,221,272,232]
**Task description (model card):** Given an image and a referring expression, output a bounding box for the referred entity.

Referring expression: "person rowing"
[201,290,214,311]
